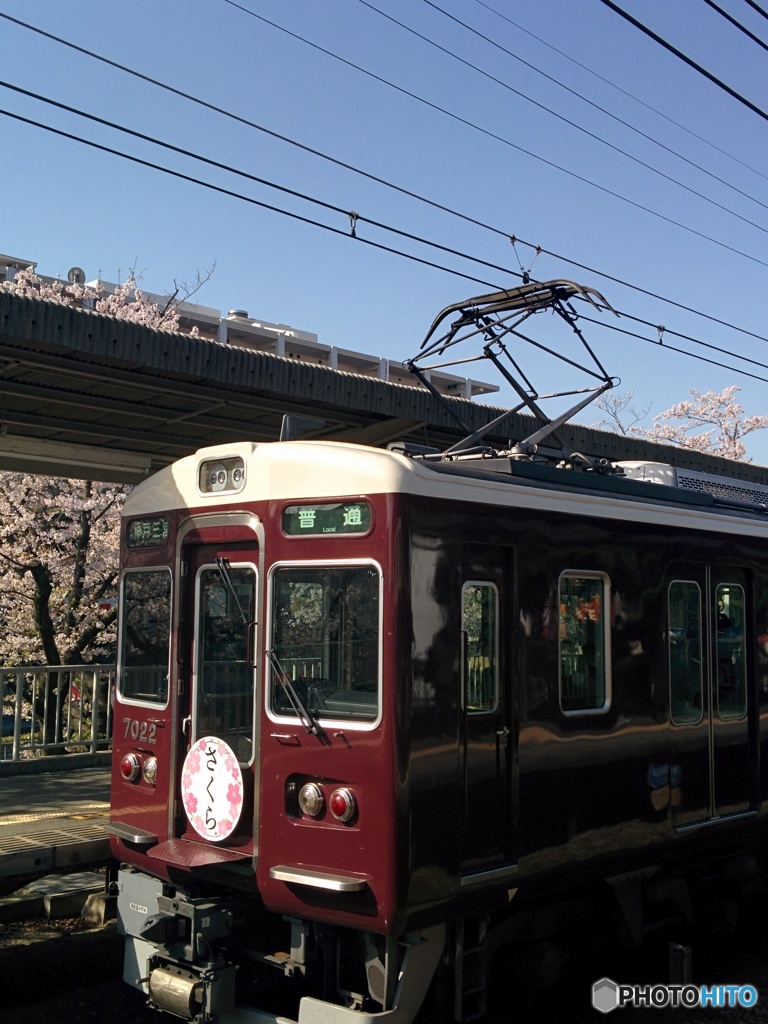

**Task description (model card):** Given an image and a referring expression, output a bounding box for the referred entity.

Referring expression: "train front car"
[108,441,437,1024]
[108,433,768,1024]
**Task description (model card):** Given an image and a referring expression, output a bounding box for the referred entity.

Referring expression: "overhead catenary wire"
[471,0,768,184]
[2,100,767,390]
[741,0,768,21]
[219,0,768,265]
[398,0,768,222]
[4,77,768,373]
[597,0,768,124]
[2,10,767,350]
[579,311,768,385]
[0,81,521,285]
[0,107,507,291]
[699,0,768,52]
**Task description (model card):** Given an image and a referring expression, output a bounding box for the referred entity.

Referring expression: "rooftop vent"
[227,309,249,319]
[619,461,768,507]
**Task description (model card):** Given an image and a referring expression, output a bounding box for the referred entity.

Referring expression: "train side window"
[118,568,172,705]
[462,582,498,713]
[668,581,703,725]
[715,583,747,721]
[558,572,611,715]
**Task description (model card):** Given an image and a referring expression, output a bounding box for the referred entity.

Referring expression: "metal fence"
[1,664,115,761]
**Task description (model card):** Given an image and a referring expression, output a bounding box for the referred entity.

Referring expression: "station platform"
[0,763,111,891]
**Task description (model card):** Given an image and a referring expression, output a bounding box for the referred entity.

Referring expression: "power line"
[3,13,768,349]
[408,0,768,223]
[579,311,768,385]
[699,0,768,51]
[740,0,768,21]
[585,307,768,378]
[219,0,768,267]
[597,0,768,124]
[507,238,768,347]
[0,80,521,284]
[3,101,768,389]
[472,0,768,184]
[0,108,502,290]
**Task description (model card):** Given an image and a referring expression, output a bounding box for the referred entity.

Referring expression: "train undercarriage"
[116,841,764,1024]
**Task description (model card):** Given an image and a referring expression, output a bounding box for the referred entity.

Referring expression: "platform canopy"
[0,291,764,485]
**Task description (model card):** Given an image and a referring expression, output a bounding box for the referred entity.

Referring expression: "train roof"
[122,439,768,540]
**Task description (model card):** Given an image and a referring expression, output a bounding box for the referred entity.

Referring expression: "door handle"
[181,715,192,736]
[496,726,510,746]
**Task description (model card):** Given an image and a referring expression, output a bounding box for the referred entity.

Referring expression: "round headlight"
[298,782,325,818]
[142,756,158,786]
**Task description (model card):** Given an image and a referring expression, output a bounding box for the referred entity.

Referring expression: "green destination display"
[127,516,170,548]
[282,502,371,536]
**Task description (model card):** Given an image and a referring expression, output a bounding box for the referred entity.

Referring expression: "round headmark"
[181,736,244,842]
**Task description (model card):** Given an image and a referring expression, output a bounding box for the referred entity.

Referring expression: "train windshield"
[269,564,380,723]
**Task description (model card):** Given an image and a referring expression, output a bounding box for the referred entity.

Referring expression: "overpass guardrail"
[1,665,114,764]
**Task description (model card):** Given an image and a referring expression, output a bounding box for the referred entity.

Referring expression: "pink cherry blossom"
[596,386,768,464]
[0,264,210,667]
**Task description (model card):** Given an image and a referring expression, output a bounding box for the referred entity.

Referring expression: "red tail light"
[120,753,141,782]
[329,787,357,823]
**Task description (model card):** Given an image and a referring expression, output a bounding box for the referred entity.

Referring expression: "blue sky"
[2,0,768,459]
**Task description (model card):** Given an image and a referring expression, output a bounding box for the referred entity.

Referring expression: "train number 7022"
[122,717,157,745]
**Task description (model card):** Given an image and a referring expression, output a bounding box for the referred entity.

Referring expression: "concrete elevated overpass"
[0,290,764,485]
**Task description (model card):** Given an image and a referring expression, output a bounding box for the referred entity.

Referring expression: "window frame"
[461,579,500,715]
[715,582,748,723]
[668,579,704,726]
[192,559,258,766]
[117,565,173,710]
[558,570,612,716]
[265,559,384,731]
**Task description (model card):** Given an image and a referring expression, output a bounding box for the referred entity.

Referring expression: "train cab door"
[459,544,517,881]
[669,563,755,829]
[171,538,259,861]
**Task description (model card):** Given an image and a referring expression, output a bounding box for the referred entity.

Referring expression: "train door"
[460,544,517,880]
[173,539,259,858]
[668,563,754,828]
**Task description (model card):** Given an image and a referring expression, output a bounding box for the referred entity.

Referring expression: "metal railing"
[1,664,115,761]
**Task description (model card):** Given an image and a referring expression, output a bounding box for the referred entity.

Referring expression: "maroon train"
[108,427,768,1023]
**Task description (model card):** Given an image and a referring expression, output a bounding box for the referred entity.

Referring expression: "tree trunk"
[28,561,63,748]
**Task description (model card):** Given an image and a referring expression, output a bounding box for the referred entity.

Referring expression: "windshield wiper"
[216,557,248,623]
[267,649,326,741]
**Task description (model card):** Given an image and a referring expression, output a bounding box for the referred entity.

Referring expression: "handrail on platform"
[1,664,114,763]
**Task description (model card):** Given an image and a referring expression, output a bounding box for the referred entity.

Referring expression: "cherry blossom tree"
[3,263,212,333]
[0,475,126,745]
[595,386,768,463]
[0,261,213,742]
[0,260,217,667]
[0,476,126,666]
